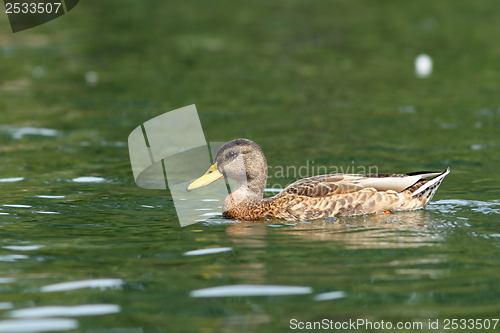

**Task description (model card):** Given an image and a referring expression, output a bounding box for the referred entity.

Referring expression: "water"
[1,0,500,332]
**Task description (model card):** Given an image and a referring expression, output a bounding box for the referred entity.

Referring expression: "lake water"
[0,1,500,332]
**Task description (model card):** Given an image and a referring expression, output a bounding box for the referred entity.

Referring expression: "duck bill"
[186,163,224,191]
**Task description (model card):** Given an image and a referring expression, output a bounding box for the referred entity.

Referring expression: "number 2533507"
[5,2,62,14]
[443,319,498,330]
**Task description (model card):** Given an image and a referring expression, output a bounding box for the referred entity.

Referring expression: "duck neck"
[223,168,267,212]
[234,176,266,200]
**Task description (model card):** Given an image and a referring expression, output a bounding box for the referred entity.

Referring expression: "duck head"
[187,139,267,199]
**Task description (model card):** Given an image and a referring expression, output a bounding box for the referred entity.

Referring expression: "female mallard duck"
[187,139,449,221]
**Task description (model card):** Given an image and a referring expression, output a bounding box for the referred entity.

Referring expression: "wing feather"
[277,171,443,198]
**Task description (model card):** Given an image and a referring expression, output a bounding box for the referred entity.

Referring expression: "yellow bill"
[186,162,224,191]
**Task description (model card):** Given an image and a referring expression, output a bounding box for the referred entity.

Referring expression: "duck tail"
[410,167,450,203]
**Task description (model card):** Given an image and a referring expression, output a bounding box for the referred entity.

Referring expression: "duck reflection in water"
[224,210,442,249]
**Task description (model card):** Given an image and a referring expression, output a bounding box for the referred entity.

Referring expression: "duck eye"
[226,151,236,159]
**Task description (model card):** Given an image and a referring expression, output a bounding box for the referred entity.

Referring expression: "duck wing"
[279,171,444,198]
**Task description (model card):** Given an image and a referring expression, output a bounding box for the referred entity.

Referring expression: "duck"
[187,139,449,221]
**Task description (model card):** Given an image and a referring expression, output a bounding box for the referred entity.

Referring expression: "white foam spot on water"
[85,71,98,85]
[415,54,432,78]
[72,177,106,183]
[40,279,124,293]
[0,278,15,284]
[11,127,58,140]
[183,247,232,256]
[471,144,486,150]
[201,199,219,202]
[0,302,13,309]
[35,211,60,215]
[200,212,222,216]
[8,304,120,318]
[314,291,347,301]
[0,254,29,262]
[0,213,9,215]
[3,204,31,208]
[0,177,24,183]
[0,318,78,332]
[101,141,127,147]
[189,284,312,298]
[3,245,45,251]
[432,199,472,206]
[141,205,154,208]
[36,195,65,199]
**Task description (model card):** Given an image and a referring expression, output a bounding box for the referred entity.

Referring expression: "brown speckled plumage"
[189,139,449,222]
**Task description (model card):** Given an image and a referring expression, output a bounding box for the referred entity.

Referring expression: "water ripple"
[314,291,347,301]
[8,304,120,318]
[2,245,45,251]
[72,177,106,183]
[0,177,24,183]
[0,318,77,332]
[0,254,29,262]
[190,284,312,297]
[429,199,500,215]
[40,279,124,293]
[183,247,232,256]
